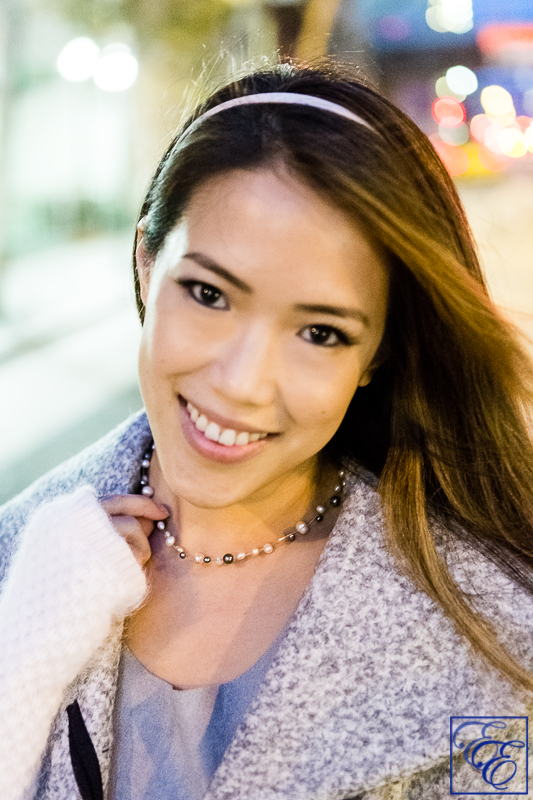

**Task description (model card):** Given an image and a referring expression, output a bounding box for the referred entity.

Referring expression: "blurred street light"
[57,39,138,92]
[93,46,138,92]
[426,0,473,35]
[57,37,100,82]
[446,65,478,95]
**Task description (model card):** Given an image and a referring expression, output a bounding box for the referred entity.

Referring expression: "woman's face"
[138,167,389,509]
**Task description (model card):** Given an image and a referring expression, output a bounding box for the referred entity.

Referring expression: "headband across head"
[185,91,375,135]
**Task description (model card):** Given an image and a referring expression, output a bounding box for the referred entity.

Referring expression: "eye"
[179,280,228,310]
[300,325,350,347]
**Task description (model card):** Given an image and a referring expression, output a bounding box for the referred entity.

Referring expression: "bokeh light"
[516,115,532,132]
[484,124,505,154]
[499,129,527,158]
[93,45,138,92]
[525,126,533,153]
[430,135,470,175]
[470,114,491,143]
[477,144,510,172]
[480,85,514,118]
[446,65,478,96]
[439,122,469,145]
[432,97,466,127]
[435,76,465,101]
[57,37,100,82]
[426,0,473,35]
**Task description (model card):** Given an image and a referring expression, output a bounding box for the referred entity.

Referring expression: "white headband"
[185,91,374,134]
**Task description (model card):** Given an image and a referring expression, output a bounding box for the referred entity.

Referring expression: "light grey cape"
[1,410,532,800]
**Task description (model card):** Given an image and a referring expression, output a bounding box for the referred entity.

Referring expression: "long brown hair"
[133,61,533,692]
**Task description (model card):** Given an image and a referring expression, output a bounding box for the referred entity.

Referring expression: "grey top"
[108,629,287,800]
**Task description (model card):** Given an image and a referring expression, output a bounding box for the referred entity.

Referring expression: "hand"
[101,495,169,567]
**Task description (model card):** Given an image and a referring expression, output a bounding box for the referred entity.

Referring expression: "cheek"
[284,357,361,436]
[139,301,215,381]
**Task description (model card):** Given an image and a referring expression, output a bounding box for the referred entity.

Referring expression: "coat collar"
[36,414,533,800]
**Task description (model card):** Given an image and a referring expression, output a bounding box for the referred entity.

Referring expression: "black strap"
[66,700,104,800]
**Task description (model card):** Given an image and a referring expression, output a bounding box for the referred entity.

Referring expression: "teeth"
[187,403,199,422]
[204,422,221,441]
[196,414,208,432]
[186,401,268,446]
[218,429,237,446]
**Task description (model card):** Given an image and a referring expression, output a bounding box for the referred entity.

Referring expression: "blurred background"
[1,0,533,504]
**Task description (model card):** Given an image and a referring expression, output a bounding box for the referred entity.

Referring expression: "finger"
[109,516,153,566]
[122,530,152,567]
[101,494,169,521]
[110,514,156,538]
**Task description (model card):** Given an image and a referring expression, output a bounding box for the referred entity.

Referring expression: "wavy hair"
[133,61,533,692]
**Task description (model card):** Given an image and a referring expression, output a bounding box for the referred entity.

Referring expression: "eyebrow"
[294,303,369,326]
[183,252,252,293]
[183,251,369,326]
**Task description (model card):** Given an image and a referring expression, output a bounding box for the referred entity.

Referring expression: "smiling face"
[137,167,389,509]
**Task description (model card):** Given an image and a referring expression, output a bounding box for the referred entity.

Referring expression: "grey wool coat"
[1,410,533,800]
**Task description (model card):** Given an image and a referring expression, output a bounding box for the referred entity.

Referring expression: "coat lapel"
[203,474,533,800]
[27,427,533,800]
[36,625,123,800]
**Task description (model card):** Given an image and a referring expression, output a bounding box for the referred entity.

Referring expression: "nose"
[210,321,279,407]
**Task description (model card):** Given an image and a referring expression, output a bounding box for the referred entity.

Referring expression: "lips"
[186,401,270,447]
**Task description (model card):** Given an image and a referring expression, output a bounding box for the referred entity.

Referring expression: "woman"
[2,61,533,800]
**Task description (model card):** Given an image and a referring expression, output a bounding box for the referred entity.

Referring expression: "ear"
[358,364,377,387]
[358,337,390,387]
[136,218,153,307]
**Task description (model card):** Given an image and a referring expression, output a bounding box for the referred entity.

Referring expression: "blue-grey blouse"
[108,631,285,800]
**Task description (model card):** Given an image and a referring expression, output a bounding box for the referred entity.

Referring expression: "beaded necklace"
[139,442,345,565]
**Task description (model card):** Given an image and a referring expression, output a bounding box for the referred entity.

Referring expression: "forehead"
[160,167,389,310]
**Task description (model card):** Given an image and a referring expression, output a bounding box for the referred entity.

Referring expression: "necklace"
[139,442,346,565]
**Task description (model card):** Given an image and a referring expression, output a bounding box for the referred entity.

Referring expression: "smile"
[186,402,269,447]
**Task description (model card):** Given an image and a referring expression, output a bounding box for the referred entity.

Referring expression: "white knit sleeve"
[0,486,147,800]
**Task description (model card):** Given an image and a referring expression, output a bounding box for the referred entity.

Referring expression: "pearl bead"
[140,478,148,486]
[203,556,211,563]
[223,554,234,564]
[252,548,260,556]
[142,486,154,497]
[194,554,204,563]
[165,536,175,546]
[237,552,246,560]
[179,552,186,559]
[296,521,309,534]
[142,459,150,468]
[331,496,341,506]
[339,470,345,478]
[288,533,296,541]
[316,505,326,514]
[157,521,166,530]
[144,453,151,460]
[263,543,274,554]
[215,557,224,565]
[315,515,323,523]
[334,484,342,493]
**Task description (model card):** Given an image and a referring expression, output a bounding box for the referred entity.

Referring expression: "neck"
[148,452,336,557]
